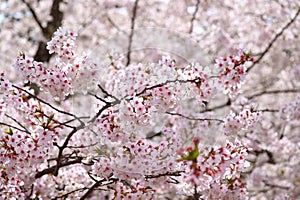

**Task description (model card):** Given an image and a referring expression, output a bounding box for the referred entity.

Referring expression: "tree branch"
[126,0,139,66]
[189,0,200,34]
[35,156,83,178]
[166,111,224,123]
[145,171,184,179]
[21,0,46,34]
[247,7,300,72]
[80,179,106,200]
[12,85,82,122]
[247,89,300,100]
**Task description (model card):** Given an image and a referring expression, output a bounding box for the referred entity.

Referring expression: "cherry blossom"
[0,0,299,199]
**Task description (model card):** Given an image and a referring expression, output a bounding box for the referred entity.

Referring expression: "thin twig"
[247,89,300,100]
[129,78,199,100]
[12,85,82,122]
[53,187,88,200]
[166,111,224,123]
[53,116,90,129]
[35,156,83,178]
[67,142,98,149]
[80,179,105,200]
[145,171,184,179]
[21,0,46,34]
[200,98,232,113]
[126,0,139,66]
[88,102,114,124]
[88,91,111,104]
[255,109,279,112]
[247,7,300,72]
[4,114,31,134]
[97,84,120,102]
[189,0,200,34]
[0,122,30,134]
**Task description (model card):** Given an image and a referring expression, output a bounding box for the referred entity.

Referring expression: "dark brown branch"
[53,187,88,200]
[97,84,120,102]
[255,109,279,112]
[189,0,200,34]
[35,157,83,178]
[80,179,106,200]
[0,122,30,134]
[21,0,46,34]
[145,171,184,179]
[4,114,31,134]
[200,98,232,113]
[53,124,85,176]
[126,0,139,66]
[46,0,64,38]
[12,85,81,121]
[166,111,224,123]
[247,89,300,100]
[247,7,300,72]
[23,0,64,62]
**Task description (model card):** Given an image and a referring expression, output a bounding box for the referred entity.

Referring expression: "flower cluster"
[92,128,179,179]
[46,27,77,61]
[0,73,61,198]
[112,180,156,200]
[105,56,178,98]
[14,53,72,99]
[223,109,261,135]
[1,27,264,199]
[94,109,123,142]
[176,63,213,104]
[177,139,249,199]
[13,28,97,99]
[215,50,254,96]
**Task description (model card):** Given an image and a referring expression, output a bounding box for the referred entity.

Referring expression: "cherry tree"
[0,0,299,199]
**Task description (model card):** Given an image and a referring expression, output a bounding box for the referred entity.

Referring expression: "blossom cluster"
[105,56,177,98]
[91,128,179,199]
[1,28,261,199]
[0,78,59,198]
[177,139,249,199]
[223,109,261,136]
[215,50,254,96]
[13,28,97,99]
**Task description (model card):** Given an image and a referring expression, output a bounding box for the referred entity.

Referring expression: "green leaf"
[47,114,54,126]
[4,128,13,136]
[94,147,109,157]
[181,148,199,161]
